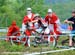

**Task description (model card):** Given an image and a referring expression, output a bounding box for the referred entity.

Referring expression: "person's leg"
[69,36,73,46]
[28,37,30,47]
[69,30,75,46]
[48,24,55,42]
[25,36,30,47]
[47,25,51,42]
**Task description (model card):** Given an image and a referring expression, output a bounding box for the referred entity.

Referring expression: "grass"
[0,35,75,55]
[46,50,75,55]
[0,0,75,55]
[0,32,75,55]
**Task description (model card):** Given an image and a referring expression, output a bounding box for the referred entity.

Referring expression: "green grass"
[0,36,75,55]
[0,32,75,55]
[46,50,75,55]
[0,0,75,55]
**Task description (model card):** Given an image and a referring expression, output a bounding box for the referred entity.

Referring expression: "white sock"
[28,38,30,47]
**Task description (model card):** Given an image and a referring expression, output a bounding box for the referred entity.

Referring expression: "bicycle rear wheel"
[10,31,27,45]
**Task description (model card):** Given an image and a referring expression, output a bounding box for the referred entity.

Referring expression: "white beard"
[27,13,32,19]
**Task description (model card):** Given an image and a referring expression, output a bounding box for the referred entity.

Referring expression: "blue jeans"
[70,30,75,38]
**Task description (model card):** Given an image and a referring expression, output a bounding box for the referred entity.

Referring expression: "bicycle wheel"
[10,31,27,45]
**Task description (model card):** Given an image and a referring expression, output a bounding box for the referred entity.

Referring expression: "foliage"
[0,0,75,27]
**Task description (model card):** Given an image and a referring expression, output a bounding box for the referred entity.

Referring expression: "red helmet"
[12,20,16,26]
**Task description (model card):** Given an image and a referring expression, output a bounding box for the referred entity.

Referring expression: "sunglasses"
[48,12,52,14]
[27,10,31,11]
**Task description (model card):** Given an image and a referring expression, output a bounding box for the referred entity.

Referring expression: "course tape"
[25,47,75,55]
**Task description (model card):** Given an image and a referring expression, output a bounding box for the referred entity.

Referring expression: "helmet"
[48,9,52,13]
[27,8,32,11]
[34,13,41,19]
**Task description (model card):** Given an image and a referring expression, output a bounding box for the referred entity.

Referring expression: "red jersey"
[45,13,61,40]
[45,13,58,24]
[22,13,34,36]
[23,13,34,24]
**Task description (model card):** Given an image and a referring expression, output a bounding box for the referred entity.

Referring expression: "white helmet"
[48,9,52,13]
[27,7,32,11]
[34,13,40,19]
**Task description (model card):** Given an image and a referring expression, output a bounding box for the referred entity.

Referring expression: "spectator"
[64,9,75,47]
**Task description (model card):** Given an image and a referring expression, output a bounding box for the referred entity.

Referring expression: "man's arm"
[31,19,38,23]
[64,19,74,24]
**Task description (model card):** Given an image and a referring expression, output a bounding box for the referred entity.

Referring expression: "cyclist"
[45,9,61,42]
[22,8,35,47]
